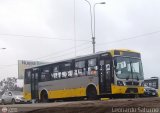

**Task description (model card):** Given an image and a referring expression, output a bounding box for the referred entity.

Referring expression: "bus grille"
[126,81,139,86]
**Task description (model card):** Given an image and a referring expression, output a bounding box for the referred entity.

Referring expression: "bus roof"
[109,49,140,54]
[25,51,106,70]
[25,49,140,70]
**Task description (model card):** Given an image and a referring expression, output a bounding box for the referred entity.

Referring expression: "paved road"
[0,101,75,113]
[0,97,159,113]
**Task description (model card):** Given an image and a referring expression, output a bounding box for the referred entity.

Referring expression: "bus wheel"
[11,99,16,104]
[40,90,48,103]
[1,99,5,105]
[86,86,97,100]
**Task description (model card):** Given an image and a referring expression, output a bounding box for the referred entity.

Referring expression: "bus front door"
[31,69,39,102]
[99,59,112,94]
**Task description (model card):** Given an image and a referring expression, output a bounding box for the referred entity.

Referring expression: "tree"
[0,77,23,95]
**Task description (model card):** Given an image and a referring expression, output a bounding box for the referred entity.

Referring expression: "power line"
[0,33,90,42]
[43,45,92,61]
[0,64,17,67]
[96,30,160,46]
[32,42,90,60]
[0,64,17,70]
[0,46,92,69]
[0,42,90,68]
[1,30,160,68]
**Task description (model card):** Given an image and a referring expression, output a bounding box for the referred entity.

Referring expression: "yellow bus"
[23,49,144,102]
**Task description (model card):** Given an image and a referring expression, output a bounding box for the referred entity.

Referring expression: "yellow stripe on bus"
[48,85,99,99]
[24,85,99,100]
[48,87,86,99]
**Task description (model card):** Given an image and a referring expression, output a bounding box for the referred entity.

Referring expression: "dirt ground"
[22,97,160,113]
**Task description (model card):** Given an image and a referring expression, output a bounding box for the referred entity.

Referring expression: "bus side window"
[41,73,45,81]
[52,66,60,80]
[51,73,58,79]
[74,70,78,77]
[88,58,97,76]
[40,68,50,82]
[62,72,67,79]
[78,69,83,76]
[75,61,86,77]
[61,63,73,79]
[67,63,74,78]
[58,72,62,79]
[68,70,73,78]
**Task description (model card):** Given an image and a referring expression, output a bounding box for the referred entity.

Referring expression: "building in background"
[18,60,48,79]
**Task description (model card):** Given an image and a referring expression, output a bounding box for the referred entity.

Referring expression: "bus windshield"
[114,57,144,80]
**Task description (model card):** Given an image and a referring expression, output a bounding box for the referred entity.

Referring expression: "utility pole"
[84,0,105,54]
[92,37,95,53]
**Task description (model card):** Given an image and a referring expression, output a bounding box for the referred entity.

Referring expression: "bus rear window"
[24,70,31,84]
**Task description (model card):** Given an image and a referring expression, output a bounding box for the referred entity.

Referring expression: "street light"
[93,2,105,53]
[84,0,105,53]
[93,2,106,39]
[1,48,6,50]
[84,0,94,39]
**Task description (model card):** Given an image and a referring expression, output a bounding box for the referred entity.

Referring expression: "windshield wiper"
[136,75,139,81]
[131,64,139,81]
[126,74,130,80]
[130,61,134,82]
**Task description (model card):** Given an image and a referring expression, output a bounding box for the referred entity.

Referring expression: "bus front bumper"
[111,85,144,94]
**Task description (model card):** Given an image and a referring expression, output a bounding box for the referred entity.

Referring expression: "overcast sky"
[0,0,160,80]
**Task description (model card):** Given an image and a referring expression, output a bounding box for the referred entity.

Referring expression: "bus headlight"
[117,80,124,86]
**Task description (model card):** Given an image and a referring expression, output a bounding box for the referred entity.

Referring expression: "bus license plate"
[130,90,134,93]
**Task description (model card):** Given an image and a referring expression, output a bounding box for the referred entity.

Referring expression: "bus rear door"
[31,68,39,102]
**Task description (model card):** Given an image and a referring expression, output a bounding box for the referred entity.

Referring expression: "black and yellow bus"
[23,49,144,102]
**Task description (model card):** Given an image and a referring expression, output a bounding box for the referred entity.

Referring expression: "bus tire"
[86,85,98,100]
[11,99,16,104]
[1,99,5,105]
[40,90,48,103]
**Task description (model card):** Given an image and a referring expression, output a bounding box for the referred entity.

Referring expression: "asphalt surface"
[0,97,160,113]
[0,101,73,113]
